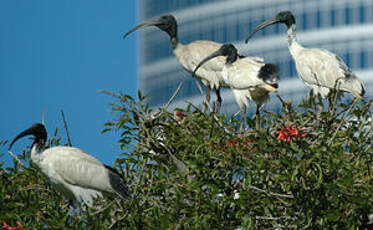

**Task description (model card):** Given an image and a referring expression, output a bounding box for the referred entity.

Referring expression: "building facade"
[136,0,372,113]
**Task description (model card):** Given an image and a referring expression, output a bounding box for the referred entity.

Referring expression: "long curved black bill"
[245,17,280,43]
[193,48,225,78]
[123,20,160,39]
[8,127,36,150]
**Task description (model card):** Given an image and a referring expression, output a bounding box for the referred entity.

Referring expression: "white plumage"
[220,54,276,91]
[9,123,130,209]
[289,43,365,98]
[174,40,227,91]
[246,11,365,100]
[123,14,227,112]
[193,44,279,129]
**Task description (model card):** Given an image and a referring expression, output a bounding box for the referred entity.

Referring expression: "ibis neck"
[226,54,237,64]
[170,36,179,50]
[287,24,297,46]
[31,141,44,163]
[287,24,303,57]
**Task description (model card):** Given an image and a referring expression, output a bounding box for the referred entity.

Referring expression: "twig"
[118,163,125,178]
[247,185,294,199]
[42,109,46,125]
[300,117,313,127]
[61,109,72,146]
[164,81,184,110]
[186,100,232,134]
[109,203,129,229]
[301,215,313,230]
[192,80,233,134]
[233,110,240,118]
[330,77,343,114]
[21,185,51,192]
[332,103,353,119]
[276,93,287,109]
[328,98,357,144]
[97,89,121,99]
[92,199,117,215]
[255,215,296,221]
[8,151,26,168]
[166,148,187,174]
[149,82,184,120]
[193,79,214,113]
[165,147,195,182]
[141,138,191,180]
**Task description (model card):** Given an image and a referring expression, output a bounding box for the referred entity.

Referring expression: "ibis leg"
[328,93,333,114]
[205,87,211,103]
[328,89,339,115]
[215,89,222,113]
[240,106,246,131]
[206,87,211,112]
[276,93,286,108]
[317,94,323,119]
[255,105,261,131]
[193,79,212,112]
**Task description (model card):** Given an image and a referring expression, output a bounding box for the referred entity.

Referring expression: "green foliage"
[1,92,372,229]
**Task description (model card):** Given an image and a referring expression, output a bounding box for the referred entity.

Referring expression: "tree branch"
[7,151,26,168]
[248,185,294,199]
[328,98,357,145]
[164,81,184,110]
[61,109,72,146]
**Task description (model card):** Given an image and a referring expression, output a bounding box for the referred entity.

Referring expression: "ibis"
[245,11,365,102]
[123,14,228,113]
[9,123,130,209]
[193,44,279,129]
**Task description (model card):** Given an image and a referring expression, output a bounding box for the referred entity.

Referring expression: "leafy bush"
[1,91,372,229]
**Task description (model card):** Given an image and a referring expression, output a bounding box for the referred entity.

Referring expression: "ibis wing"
[295,47,364,97]
[43,146,113,193]
[227,57,264,89]
[294,48,344,94]
[325,50,365,95]
[184,40,225,72]
[67,185,103,206]
[175,40,226,89]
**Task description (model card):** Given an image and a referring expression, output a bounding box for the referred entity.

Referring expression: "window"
[143,0,225,18]
[316,10,321,28]
[345,7,351,24]
[302,11,307,30]
[330,8,336,26]
[344,53,351,67]
[140,0,373,67]
[359,6,365,23]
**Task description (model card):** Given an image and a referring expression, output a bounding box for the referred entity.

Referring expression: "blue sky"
[0,1,137,166]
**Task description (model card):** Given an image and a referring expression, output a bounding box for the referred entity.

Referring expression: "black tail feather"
[104,164,131,200]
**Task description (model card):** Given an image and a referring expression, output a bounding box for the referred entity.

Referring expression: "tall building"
[136,0,372,113]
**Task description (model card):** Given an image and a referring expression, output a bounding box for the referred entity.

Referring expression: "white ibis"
[9,123,130,209]
[245,11,365,101]
[123,14,227,113]
[193,44,279,129]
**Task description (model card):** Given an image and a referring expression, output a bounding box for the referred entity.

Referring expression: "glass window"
[345,6,351,24]
[336,7,344,26]
[302,11,307,30]
[330,8,336,26]
[316,10,321,28]
[143,0,226,18]
[359,5,365,23]
[141,1,373,66]
[344,53,351,67]
[359,50,366,69]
